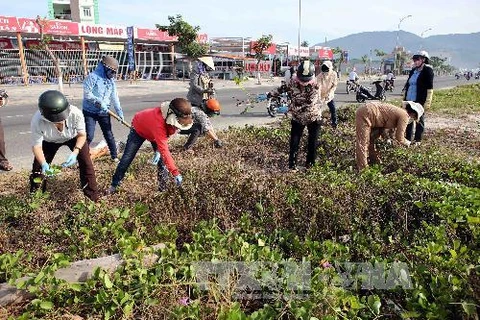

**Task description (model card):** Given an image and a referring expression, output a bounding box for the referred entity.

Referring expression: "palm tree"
[374,49,387,75]
[332,47,345,76]
[361,54,369,77]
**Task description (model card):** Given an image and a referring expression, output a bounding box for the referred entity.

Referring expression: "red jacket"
[132,107,179,176]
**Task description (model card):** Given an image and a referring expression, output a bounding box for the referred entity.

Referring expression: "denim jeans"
[405,114,425,142]
[111,128,168,190]
[327,100,337,128]
[289,119,321,168]
[83,110,118,159]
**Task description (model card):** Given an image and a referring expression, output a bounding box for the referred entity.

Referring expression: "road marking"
[19,131,31,135]
[5,114,25,118]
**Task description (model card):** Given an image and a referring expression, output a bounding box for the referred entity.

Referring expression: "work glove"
[386,139,392,145]
[117,111,125,122]
[151,151,161,165]
[62,152,78,167]
[214,139,223,148]
[41,162,50,174]
[174,174,183,187]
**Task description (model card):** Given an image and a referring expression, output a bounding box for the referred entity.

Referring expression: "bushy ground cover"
[1,85,479,319]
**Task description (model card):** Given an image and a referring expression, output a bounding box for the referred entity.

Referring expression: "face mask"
[165,113,193,130]
[106,69,116,79]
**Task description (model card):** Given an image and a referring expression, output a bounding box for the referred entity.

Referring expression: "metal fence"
[0,49,174,85]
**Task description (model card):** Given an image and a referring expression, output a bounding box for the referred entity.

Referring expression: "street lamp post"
[298,0,302,61]
[420,27,432,49]
[397,14,412,48]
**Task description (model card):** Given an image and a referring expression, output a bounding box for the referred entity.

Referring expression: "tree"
[156,15,208,76]
[374,49,388,75]
[361,54,369,76]
[430,56,455,75]
[300,40,309,47]
[35,16,64,92]
[332,47,345,76]
[252,34,273,84]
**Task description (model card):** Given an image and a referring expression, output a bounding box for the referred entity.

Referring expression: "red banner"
[245,61,272,73]
[17,18,41,34]
[0,38,15,49]
[25,40,82,50]
[136,28,177,41]
[44,20,79,36]
[249,41,276,55]
[316,48,333,60]
[0,16,20,32]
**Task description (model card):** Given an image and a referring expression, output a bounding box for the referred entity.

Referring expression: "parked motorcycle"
[356,81,386,103]
[267,92,289,117]
[0,89,8,108]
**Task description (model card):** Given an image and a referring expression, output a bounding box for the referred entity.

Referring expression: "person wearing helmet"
[82,55,124,161]
[29,90,100,201]
[179,106,223,151]
[317,60,338,128]
[355,101,423,171]
[184,56,223,149]
[403,50,434,145]
[105,98,193,195]
[287,59,323,170]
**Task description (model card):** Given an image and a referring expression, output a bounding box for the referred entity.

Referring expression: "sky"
[3,0,480,44]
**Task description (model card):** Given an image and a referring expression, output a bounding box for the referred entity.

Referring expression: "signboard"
[79,23,127,38]
[289,46,310,57]
[244,61,272,73]
[136,28,177,41]
[249,41,276,55]
[0,38,16,49]
[0,16,20,32]
[25,40,82,50]
[44,20,79,36]
[17,18,40,34]
[126,26,135,72]
[314,46,333,60]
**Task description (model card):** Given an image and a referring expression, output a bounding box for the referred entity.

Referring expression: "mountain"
[314,31,480,69]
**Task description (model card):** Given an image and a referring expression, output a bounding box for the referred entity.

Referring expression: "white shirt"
[348,71,358,81]
[386,72,395,80]
[31,105,86,146]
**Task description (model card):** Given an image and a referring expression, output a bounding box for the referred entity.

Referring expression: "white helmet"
[413,50,430,64]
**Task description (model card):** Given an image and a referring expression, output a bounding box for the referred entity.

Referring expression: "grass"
[0,84,479,319]
[430,83,480,114]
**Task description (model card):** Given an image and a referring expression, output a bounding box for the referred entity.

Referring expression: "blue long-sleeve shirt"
[82,63,123,118]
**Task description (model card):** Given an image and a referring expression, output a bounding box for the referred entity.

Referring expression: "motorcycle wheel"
[0,96,8,108]
[267,100,278,117]
[356,95,366,103]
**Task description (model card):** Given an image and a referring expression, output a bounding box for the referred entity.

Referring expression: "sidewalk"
[4,77,283,103]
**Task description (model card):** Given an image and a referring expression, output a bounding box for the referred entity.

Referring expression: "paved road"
[1,75,478,172]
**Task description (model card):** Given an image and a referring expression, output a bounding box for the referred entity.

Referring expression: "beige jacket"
[316,60,338,103]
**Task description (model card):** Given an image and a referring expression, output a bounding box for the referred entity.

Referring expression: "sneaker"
[104,186,116,196]
[111,157,120,163]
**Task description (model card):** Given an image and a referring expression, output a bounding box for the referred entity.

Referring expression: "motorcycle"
[384,79,395,92]
[346,79,359,94]
[356,80,386,103]
[0,89,8,108]
[266,92,289,117]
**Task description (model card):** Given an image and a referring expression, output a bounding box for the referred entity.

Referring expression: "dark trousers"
[327,100,337,128]
[180,122,203,150]
[29,139,99,201]
[83,110,118,159]
[289,119,321,168]
[111,128,168,191]
[0,118,8,165]
[405,114,425,142]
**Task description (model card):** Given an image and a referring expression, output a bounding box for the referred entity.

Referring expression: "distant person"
[403,50,434,145]
[348,68,359,85]
[82,55,124,162]
[317,60,338,128]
